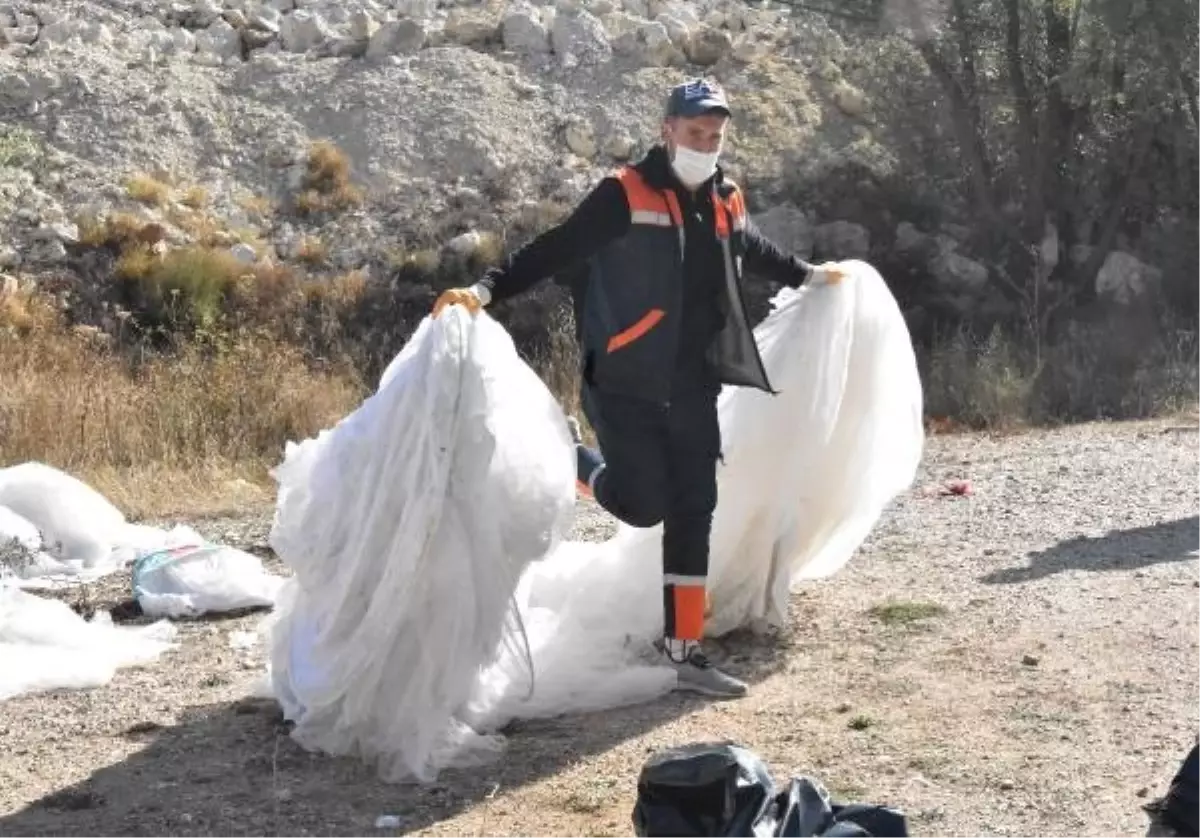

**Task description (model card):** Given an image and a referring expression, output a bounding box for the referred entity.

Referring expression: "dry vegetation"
[2,137,1195,516]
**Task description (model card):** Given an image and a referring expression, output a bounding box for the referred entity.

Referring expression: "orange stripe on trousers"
[671,584,706,642]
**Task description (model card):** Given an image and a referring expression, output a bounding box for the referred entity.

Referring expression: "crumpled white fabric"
[0,587,177,702]
[268,260,924,782]
[266,306,575,782]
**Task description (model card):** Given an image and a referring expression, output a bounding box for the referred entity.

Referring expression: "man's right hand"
[432,287,484,318]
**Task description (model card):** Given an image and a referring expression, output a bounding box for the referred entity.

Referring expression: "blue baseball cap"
[665,78,731,118]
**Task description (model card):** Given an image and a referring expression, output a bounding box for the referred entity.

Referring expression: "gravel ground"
[0,418,1196,837]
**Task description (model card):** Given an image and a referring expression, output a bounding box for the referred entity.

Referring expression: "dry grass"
[921,318,1199,428]
[181,185,209,210]
[0,300,364,518]
[292,140,364,217]
[125,172,172,207]
[296,236,329,266]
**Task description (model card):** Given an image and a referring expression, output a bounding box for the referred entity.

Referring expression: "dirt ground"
[1,418,1197,837]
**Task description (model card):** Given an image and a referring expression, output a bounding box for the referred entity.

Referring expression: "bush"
[292,140,364,217]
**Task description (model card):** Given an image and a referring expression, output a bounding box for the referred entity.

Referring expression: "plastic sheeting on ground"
[0,587,177,702]
[0,463,287,701]
[268,260,925,782]
[0,462,195,589]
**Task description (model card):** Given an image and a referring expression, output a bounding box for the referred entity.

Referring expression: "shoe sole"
[672,681,748,699]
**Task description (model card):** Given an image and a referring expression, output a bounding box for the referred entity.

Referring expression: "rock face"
[0,0,1033,318]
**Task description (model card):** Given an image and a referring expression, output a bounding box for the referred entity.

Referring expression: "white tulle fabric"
[266,260,925,782]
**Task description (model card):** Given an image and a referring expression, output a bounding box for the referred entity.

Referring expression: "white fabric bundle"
[268,260,925,781]
[267,307,575,782]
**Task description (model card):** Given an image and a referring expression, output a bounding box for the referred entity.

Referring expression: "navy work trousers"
[578,382,721,641]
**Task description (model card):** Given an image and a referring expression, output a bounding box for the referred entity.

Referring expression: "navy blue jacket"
[479,145,814,402]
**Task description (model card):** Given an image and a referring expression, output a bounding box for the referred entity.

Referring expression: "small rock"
[3,24,39,45]
[564,120,597,159]
[279,10,332,53]
[684,25,730,66]
[33,221,78,244]
[443,8,498,47]
[196,19,242,58]
[1021,654,1040,667]
[0,246,19,268]
[446,230,484,258]
[27,238,67,263]
[551,9,611,68]
[998,780,1015,791]
[230,243,257,264]
[502,5,550,55]
[832,81,867,117]
[603,132,634,161]
[366,19,425,58]
[349,10,378,42]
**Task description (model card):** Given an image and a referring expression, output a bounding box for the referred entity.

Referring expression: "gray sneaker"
[658,641,748,699]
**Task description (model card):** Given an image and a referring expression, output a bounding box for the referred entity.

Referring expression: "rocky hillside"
[0,0,887,285]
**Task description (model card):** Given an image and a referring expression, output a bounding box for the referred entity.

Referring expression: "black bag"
[631,742,909,837]
[1151,742,1199,836]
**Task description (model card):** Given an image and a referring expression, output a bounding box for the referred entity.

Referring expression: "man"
[432,78,845,698]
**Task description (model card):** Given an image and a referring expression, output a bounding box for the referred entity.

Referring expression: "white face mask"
[670,144,720,187]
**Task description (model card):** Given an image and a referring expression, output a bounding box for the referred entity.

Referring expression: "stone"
[27,238,66,263]
[602,132,634,160]
[33,221,79,244]
[551,9,611,68]
[230,242,257,263]
[3,24,38,45]
[502,5,551,55]
[443,9,498,47]
[0,246,19,268]
[349,10,379,42]
[445,230,484,257]
[684,25,730,66]
[196,19,242,58]
[832,81,867,117]
[279,10,332,52]
[613,19,680,66]
[366,19,425,58]
[564,119,597,159]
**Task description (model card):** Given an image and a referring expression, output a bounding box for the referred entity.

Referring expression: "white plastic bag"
[267,306,575,782]
[0,587,177,702]
[0,462,127,570]
[133,542,286,618]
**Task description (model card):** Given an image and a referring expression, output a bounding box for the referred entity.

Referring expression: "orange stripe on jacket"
[615,166,673,216]
[606,308,665,352]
